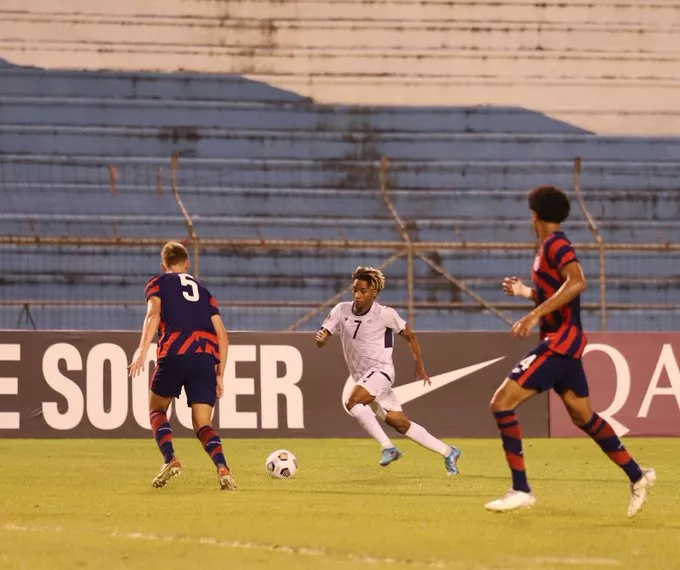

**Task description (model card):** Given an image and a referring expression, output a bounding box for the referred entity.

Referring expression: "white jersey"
[321,301,406,382]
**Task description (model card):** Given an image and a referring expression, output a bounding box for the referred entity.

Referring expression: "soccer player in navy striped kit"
[485,186,655,516]
[128,241,236,490]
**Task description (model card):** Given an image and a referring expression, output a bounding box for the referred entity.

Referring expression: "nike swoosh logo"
[341,356,506,412]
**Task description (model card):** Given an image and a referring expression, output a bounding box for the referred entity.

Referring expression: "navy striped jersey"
[144,273,220,361]
[531,231,587,358]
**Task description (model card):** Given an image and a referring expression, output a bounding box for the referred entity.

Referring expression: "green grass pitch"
[1,438,678,570]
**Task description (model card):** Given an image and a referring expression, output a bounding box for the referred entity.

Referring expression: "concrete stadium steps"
[1,304,677,334]
[3,247,677,281]
[7,158,679,192]
[1,213,677,243]
[4,126,680,161]
[3,183,679,222]
[0,186,179,217]
[6,47,680,81]
[3,274,678,307]
[0,97,587,135]
[4,3,678,61]
[0,67,309,103]
[2,0,679,134]
[7,13,678,55]
[4,0,676,28]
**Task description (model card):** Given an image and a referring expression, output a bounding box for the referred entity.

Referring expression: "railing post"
[380,156,415,327]
[573,157,607,331]
[170,153,200,278]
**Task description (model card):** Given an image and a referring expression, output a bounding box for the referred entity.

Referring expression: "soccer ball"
[265,449,298,479]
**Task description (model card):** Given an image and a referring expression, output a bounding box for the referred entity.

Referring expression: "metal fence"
[1,154,679,332]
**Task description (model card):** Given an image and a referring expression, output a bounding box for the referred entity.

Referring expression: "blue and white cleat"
[379,447,403,467]
[444,446,462,476]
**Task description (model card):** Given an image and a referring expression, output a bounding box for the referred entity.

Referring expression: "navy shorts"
[151,354,218,407]
[508,342,589,397]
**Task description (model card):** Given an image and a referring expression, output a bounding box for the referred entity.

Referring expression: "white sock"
[350,404,393,449]
[405,422,451,457]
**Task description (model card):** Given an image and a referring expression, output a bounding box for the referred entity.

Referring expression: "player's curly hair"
[528,185,571,223]
[161,241,189,267]
[351,266,386,293]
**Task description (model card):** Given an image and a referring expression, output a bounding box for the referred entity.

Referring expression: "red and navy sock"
[149,409,175,464]
[196,425,227,469]
[494,410,531,493]
[580,413,642,483]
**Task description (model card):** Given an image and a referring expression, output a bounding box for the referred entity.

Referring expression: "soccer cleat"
[485,489,537,512]
[152,457,182,488]
[628,467,656,518]
[217,465,237,491]
[444,446,462,476]
[379,447,402,467]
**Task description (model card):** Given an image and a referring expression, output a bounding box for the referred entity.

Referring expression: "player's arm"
[316,305,340,347]
[535,261,587,317]
[128,296,161,378]
[502,276,536,302]
[211,314,229,399]
[399,325,431,386]
[315,327,331,347]
[511,261,586,338]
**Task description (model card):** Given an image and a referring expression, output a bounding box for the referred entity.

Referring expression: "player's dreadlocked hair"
[528,185,571,223]
[351,266,386,293]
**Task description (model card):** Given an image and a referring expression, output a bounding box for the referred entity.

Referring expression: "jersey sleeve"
[546,237,578,270]
[383,307,407,333]
[321,304,342,335]
[209,295,221,316]
[144,277,161,301]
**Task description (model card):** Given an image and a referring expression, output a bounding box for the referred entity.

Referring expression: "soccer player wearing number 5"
[128,242,236,491]
[486,186,654,515]
[316,266,462,474]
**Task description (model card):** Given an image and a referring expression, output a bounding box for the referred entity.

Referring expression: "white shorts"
[356,369,402,416]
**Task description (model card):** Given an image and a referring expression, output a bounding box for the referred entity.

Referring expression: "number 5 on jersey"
[180,273,199,302]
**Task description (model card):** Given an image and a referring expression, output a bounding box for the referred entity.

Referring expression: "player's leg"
[191,403,237,491]
[486,378,538,509]
[148,359,183,488]
[558,362,655,516]
[485,346,554,511]
[187,356,236,490]
[382,392,462,476]
[346,372,399,465]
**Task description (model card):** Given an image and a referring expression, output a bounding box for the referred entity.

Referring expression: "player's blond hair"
[161,241,189,267]
[351,266,386,293]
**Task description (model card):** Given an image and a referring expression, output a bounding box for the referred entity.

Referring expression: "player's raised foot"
[379,447,402,467]
[444,446,462,476]
[485,489,537,512]
[217,465,237,491]
[152,457,182,488]
[628,467,656,518]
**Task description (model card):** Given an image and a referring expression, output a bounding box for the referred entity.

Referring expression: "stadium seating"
[1,0,679,331]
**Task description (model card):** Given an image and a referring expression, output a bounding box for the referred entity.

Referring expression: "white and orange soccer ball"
[265,449,298,479]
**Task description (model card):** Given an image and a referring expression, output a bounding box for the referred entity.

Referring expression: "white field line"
[519,556,621,566]
[4,523,455,568]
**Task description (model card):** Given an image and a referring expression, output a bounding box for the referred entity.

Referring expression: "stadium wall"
[1,331,678,438]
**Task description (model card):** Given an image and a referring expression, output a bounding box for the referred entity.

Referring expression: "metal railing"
[1,155,679,331]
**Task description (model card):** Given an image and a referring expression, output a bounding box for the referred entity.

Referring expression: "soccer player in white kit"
[316,266,462,473]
